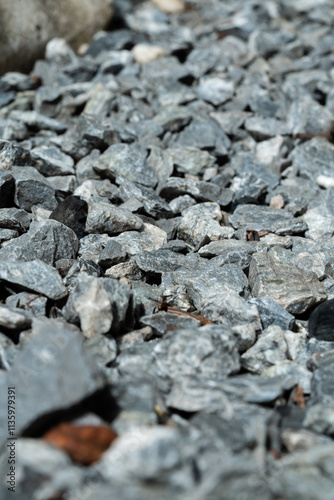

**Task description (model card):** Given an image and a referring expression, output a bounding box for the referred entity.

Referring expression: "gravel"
[1,0,334,498]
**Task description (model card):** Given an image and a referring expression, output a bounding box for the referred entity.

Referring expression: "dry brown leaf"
[43,422,118,465]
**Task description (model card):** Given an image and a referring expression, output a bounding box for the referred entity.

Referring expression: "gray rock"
[0,259,67,300]
[287,94,334,135]
[249,249,327,314]
[0,303,31,330]
[98,239,128,268]
[117,176,173,218]
[64,275,131,337]
[230,205,308,235]
[153,325,240,382]
[241,325,289,374]
[85,201,143,235]
[167,146,216,176]
[9,110,67,132]
[0,208,31,232]
[6,292,47,317]
[141,311,201,337]
[290,137,334,181]
[159,177,233,207]
[30,146,75,176]
[177,202,227,247]
[12,166,57,211]
[197,77,234,106]
[199,239,256,269]
[93,143,158,187]
[249,296,295,330]
[0,219,78,265]
[244,116,289,139]
[0,318,105,446]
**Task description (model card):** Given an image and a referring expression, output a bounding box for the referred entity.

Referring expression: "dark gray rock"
[0,259,67,300]
[199,239,256,269]
[308,299,334,342]
[249,296,295,330]
[0,219,78,265]
[0,208,31,232]
[49,195,88,238]
[12,166,57,211]
[6,292,47,317]
[0,318,105,446]
[98,239,128,268]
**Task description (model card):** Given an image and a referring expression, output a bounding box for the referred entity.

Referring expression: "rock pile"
[1,0,334,498]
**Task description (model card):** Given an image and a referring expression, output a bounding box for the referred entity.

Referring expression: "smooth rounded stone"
[132,44,165,64]
[49,195,88,239]
[290,137,334,181]
[12,166,57,212]
[141,311,201,337]
[112,223,167,256]
[93,143,158,188]
[117,176,173,218]
[248,297,295,331]
[0,219,78,265]
[153,324,240,381]
[85,201,143,235]
[0,303,32,330]
[30,146,75,176]
[98,240,128,268]
[249,250,327,315]
[199,239,256,269]
[241,325,289,374]
[6,291,47,317]
[0,208,31,232]
[64,275,131,338]
[0,259,67,300]
[230,205,308,235]
[308,299,334,342]
[317,175,334,189]
[167,146,216,176]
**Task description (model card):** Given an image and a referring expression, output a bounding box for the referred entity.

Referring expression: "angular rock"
[0,219,78,265]
[248,296,295,330]
[85,201,143,235]
[12,166,57,211]
[0,259,67,300]
[30,146,75,176]
[49,195,88,238]
[93,143,158,188]
[230,205,308,235]
[0,208,31,232]
[0,318,105,446]
[308,299,334,342]
[64,275,131,337]
[249,249,327,314]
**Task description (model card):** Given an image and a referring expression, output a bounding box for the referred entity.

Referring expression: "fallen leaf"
[43,422,118,465]
[292,385,306,408]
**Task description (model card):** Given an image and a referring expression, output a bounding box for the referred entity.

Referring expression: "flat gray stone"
[230,204,308,235]
[85,201,143,235]
[12,166,57,211]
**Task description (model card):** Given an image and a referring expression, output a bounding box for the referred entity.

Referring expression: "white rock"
[132,44,165,64]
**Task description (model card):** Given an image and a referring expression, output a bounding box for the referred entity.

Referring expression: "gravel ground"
[1,0,334,499]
